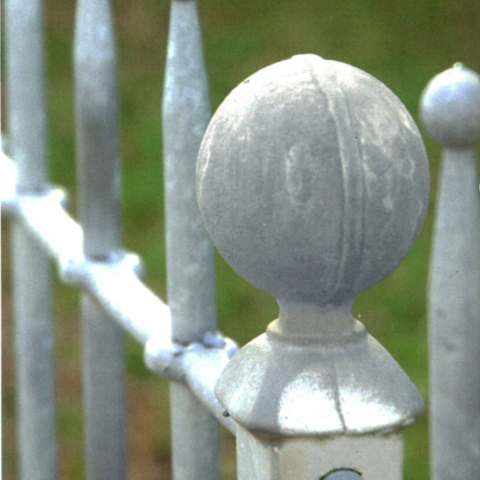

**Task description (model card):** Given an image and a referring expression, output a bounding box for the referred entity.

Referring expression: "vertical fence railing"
[420,64,480,480]
[162,1,221,479]
[4,1,57,479]
[74,0,127,478]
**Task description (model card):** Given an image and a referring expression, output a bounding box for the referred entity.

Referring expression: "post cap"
[197,55,428,436]
[420,63,480,149]
[197,54,429,307]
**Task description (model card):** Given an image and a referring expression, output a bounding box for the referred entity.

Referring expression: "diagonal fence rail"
[2,0,479,479]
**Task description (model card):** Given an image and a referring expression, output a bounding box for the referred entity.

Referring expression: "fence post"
[420,64,480,480]
[162,1,220,480]
[197,54,430,478]
[74,0,127,478]
[5,0,57,479]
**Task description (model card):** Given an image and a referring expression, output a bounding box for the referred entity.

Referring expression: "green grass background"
[2,0,480,478]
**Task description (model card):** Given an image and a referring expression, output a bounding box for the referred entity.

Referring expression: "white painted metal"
[420,64,480,480]
[2,151,237,433]
[74,0,126,477]
[236,427,398,480]
[4,1,57,479]
[146,333,238,434]
[197,54,430,478]
[1,171,167,344]
[6,0,479,477]
[162,0,221,478]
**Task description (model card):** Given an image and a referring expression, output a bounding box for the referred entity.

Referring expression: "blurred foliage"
[2,0,480,478]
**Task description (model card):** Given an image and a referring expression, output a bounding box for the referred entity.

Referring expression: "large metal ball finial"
[197,54,430,307]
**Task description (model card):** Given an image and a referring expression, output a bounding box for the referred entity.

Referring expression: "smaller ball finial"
[420,63,480,149]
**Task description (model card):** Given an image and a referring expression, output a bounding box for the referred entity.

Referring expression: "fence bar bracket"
[145,333,238,434]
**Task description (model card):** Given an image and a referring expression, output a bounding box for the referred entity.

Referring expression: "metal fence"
[2,0,479,479]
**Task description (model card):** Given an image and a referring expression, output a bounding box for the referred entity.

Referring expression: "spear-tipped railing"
[420,63,480,480]
[4,1,56,479]
[74,0,127,477]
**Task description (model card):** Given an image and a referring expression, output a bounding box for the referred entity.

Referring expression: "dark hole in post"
[320,468,363,480]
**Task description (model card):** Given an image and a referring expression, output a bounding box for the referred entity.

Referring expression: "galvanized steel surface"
[198,54,428,437]
[5,0,57,479]
[421,64,480,480]
[216,312,424,436]
[81,296,127,480]
[162,1,222,479]
[74,0,121,259]
[10,225,57,480]
[163,0,216,345]
[197,54,430,306]
[74,0,127,477]
[421,63,480,149]
[5,0,48,192]
[6,0,478,477]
